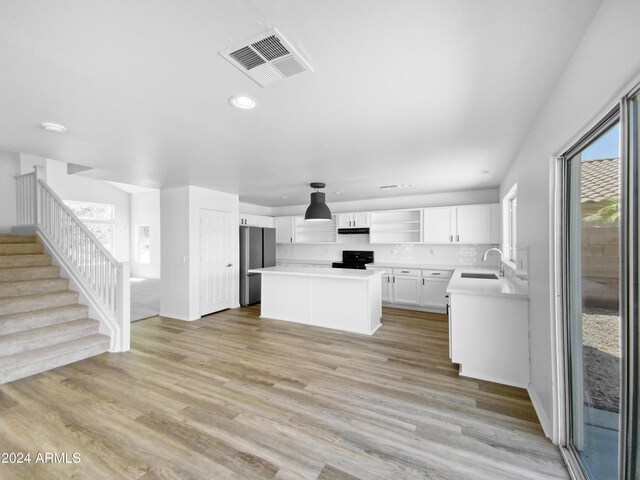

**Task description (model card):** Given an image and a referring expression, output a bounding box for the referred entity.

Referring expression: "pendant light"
[304,182,332,222]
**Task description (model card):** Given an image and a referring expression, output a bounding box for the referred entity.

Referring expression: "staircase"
[0,233,110,384]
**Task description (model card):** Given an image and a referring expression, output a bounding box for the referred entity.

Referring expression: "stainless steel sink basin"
[461,272,499,280]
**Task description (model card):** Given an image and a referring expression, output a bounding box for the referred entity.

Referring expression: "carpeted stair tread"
[0,234,37,244]
[0,277,70,299]
[0,334,110,384]
[0,318,100,355]
[0,243,44,255]
[0,265,60,282]
[0,254,51,268]
[0,290,79,316]
[0,304,89,335]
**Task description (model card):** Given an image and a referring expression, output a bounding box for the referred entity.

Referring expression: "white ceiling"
[0,0,601,207]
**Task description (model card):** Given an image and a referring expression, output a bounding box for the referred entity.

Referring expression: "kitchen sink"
[461,272,499,280]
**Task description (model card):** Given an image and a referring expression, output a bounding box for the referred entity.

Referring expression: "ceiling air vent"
[219,28,312,87]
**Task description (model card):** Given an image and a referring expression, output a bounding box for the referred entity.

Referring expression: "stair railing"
[15,166,130,351]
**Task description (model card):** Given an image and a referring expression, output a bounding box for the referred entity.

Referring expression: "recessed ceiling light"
[478,170,489,174]
[229,95,258,109]
[41,122,67,133]
[335,191,344,195]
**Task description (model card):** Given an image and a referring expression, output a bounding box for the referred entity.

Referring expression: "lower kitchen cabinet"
[449,292,529,387]
[421,278,449,310]
[381,274,393,302]
[392,273,421,305]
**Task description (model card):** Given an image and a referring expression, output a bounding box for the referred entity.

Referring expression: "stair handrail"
[15,166,130,351]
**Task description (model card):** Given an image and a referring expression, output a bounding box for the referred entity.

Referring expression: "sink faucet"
[482,248,504,277]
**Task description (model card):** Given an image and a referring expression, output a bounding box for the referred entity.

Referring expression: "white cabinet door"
[336,213,352,228]
[353,212,370,228]
[455,205,492,244]
[392,276,421,305]
[275,216,294,244]
[423,207,455,243]
[381,275,392,302]
[257,216,275,228]
[421,278,449,310]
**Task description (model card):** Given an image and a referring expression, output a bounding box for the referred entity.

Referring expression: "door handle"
[449,235,453,242]
[455,235,460,242]
[393,277,396,283]
[226,263,233,267]
[432,272,441,275]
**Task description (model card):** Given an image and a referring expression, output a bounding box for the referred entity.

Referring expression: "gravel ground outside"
[582,308,620,413]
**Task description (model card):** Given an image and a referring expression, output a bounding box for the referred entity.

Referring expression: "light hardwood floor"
[0,306,569,479]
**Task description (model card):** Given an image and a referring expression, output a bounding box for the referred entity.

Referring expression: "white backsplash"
[277,235,500,267]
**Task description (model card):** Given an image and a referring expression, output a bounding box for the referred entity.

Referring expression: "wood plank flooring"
[0,306,569,479]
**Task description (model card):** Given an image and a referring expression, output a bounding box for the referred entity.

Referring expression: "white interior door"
[199,209,233,316]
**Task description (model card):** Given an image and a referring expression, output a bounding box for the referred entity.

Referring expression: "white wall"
[499,0,640,439]
[0,150,20,232]
[160,186,191,319]
[38,158,132,262]
[160,185,239,320]
[271,188,498,216]
[240,202,273,216]
[130,190,161,279]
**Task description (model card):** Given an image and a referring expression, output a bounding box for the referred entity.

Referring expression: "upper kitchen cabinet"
[455,204,500,244]
[422,207,455,243]
[336,212,370,228]
[423,204,500,244]
[239,213,274,228]
[294,215,337,243]
[275,216,295,244]
[369,209,422,244]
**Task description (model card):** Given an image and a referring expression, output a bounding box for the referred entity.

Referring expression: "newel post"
[116,262,131,352]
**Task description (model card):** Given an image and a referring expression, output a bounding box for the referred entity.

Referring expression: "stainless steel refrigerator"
[239,226,276,306]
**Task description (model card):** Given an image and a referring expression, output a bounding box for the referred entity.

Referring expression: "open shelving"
[369,209,422,243]
[293,215,337,243]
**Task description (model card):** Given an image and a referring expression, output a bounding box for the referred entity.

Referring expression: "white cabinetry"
[449,292,529,387]
[275,216,295,244]
[420,269,452,311]
[391,268,421,305]
[240,213,274,228]
[337,212,370,228]
[294,215,337,243]
[369,209,422,244]
[422,207,454,243]
[423,204,499,244]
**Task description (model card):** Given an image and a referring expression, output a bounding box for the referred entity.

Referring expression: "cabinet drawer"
[393,268,421,276]
[367,266,392,275]
[421,269,453,279]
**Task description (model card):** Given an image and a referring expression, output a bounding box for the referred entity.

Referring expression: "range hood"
[337,227,370,235]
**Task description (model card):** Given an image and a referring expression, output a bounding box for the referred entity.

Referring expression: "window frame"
[502,183,518,266]
[64,200,116,255]
[135,224,151,264]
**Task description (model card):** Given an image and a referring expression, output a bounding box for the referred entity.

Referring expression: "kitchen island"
[248,266,382,335]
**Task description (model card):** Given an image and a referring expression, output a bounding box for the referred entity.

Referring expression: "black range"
[332,250,374,270]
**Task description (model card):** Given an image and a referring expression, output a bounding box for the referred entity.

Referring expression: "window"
[64,200,115,254]
[502,184,517,263]
[136,225,151,264]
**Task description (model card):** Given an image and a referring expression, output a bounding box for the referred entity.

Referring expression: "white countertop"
[366,262,459,270]
[446,267,528,299]
[249,266,382,280]
[276,258,334,265]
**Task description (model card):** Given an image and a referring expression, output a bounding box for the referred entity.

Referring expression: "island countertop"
[249,266,382,280]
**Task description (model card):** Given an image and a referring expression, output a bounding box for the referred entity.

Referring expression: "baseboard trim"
[159,311,200,321]
[528,385,553,439]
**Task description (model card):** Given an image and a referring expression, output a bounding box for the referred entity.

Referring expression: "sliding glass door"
[561,85,639,480]
[565,114,622,479]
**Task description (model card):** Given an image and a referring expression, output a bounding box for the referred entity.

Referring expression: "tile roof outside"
[581,157,619,203]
